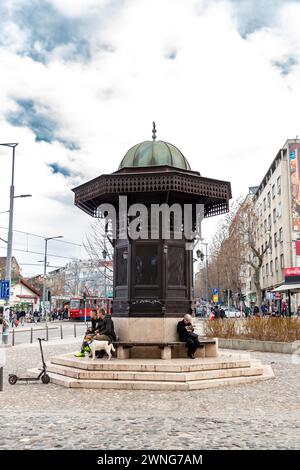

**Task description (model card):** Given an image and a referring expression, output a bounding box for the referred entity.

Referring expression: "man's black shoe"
[188,353,195,359]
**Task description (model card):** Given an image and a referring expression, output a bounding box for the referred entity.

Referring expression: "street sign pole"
[2,144,17,344]
[1,282,10,345]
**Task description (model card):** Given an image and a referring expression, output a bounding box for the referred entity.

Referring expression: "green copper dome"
[119,140,191,171]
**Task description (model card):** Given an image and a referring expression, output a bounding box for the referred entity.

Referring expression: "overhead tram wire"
[0,226,82,247]
[0,244,77,260]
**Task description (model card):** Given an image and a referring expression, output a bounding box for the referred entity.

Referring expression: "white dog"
[89,340,115,360]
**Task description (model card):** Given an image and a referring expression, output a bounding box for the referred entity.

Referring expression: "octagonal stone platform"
[29,352,274,391]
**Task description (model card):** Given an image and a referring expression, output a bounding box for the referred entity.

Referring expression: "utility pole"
[102,241,107,299]
[196,240,209,303]
[43,236,63,326]
[0,143,31,344]
[205,243,209,304]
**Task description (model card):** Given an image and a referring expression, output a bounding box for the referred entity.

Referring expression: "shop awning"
[272,284,300,292]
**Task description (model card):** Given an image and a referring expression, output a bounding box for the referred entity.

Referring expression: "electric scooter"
[8,337,50,385]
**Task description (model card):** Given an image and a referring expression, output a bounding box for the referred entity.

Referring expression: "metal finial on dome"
[152,121,157,141]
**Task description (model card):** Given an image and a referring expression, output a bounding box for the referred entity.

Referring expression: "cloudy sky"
[1,0,300,276]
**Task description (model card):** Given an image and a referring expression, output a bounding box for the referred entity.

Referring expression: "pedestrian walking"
[214,305,221,319]
[244,305,250,318]
[253,305,260,317]
[281,301,287,317]
[20,309,26,326]
[220,307,226,319]
[33,309,39,324]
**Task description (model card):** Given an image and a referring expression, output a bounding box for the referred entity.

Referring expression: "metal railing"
[7,322,87,347]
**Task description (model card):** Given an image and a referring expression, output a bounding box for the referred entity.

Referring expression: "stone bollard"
[30,328,33,344]
[2,320,9,346]
[74,323,77,338]
[60,324,63,340]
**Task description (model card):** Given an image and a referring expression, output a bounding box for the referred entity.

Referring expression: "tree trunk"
[253,268,262,305]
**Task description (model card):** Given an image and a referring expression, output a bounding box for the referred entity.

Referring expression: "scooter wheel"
[8,375,18,385]
[41,373,50,384]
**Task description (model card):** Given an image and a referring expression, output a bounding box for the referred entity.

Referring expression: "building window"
[277,203,282,218]
[272,184,275,199]
[135,245,158,285]
[266,263,269,276]
[280,254,284,268]
[268,214,271,230]
[275,257,278,271]
[279,227,283,242]
[261,244,263,254]
[277,176,281,194]
[269,237,272,253]
[270,260,273,275]
[267,192,271,208]
[264,219,267,232]
[274,232,277,247]
[263,198,266,211]
[116,247,128,286]
[273,208,276,223]
[168,246,185,286]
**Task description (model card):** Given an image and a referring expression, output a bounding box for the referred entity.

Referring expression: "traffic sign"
[0,280,10,300]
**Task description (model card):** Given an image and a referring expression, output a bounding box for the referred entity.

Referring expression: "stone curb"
[219,338,300,354]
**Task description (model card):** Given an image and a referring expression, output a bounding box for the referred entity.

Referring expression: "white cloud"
[1,0,300,275]
[48,0,112,18]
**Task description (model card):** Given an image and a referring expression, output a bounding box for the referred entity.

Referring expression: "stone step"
[46,362,264,382]
[50,353,253,373]
[28,364,274,391]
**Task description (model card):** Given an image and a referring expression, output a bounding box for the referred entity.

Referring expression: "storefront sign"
[285,267,300,283]
[289,143,300,231]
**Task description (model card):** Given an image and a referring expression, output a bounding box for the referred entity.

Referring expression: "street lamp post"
[102,248,107,298]
[43,236,63,326]
[0,143,31,344]
[204,243,209,303]
[196,241,209,303]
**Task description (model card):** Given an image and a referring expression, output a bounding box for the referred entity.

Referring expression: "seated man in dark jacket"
[93,308,117,358]
[94,309,116,343]
[177,314,202,359]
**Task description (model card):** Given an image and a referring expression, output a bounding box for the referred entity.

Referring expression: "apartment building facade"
[245,139,300,309]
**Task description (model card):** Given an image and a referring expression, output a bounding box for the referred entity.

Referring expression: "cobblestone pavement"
[0,340,299,450]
